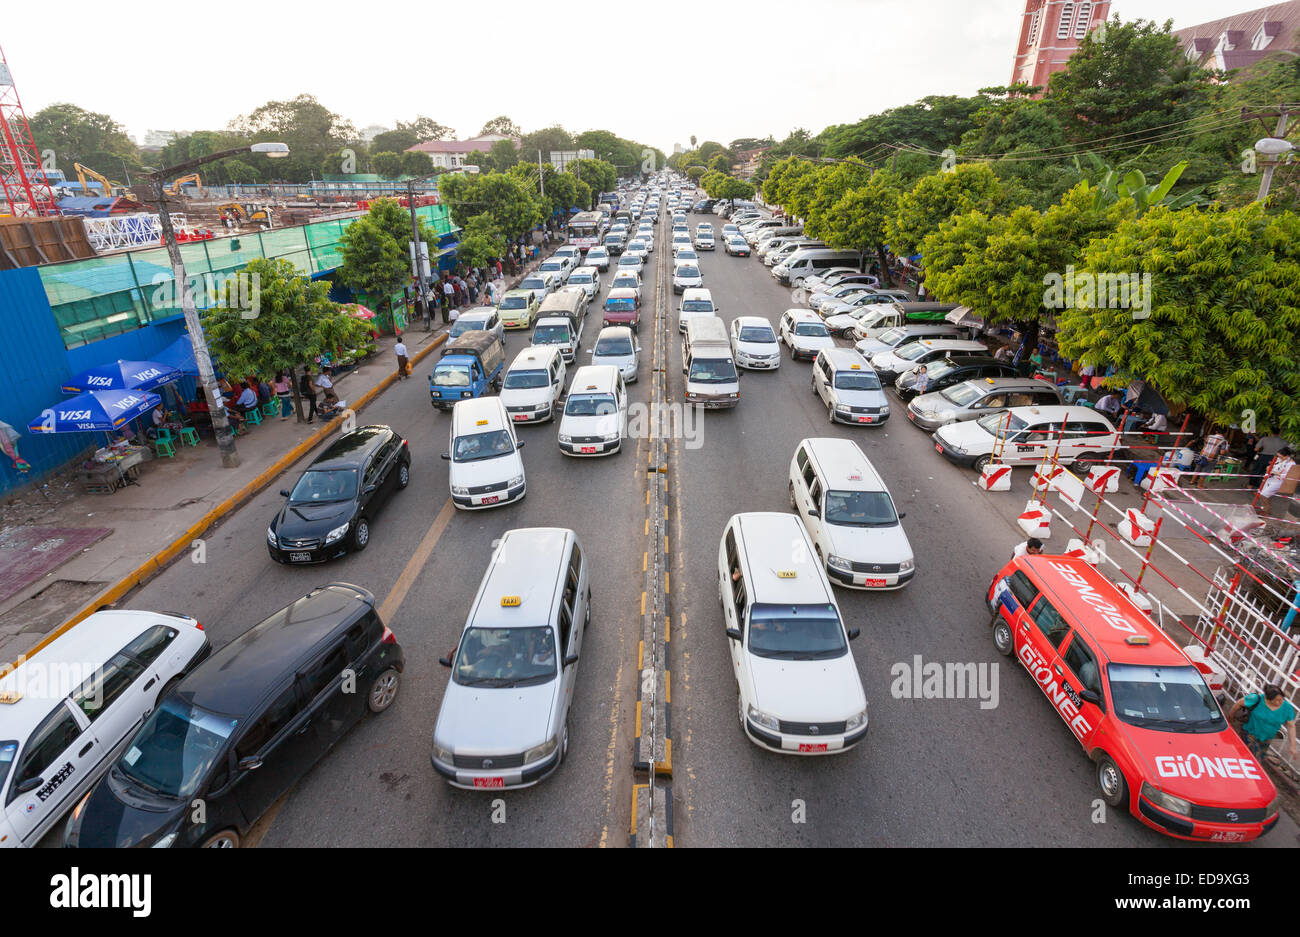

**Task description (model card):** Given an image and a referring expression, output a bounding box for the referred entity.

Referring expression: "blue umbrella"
[28,389,162,434]
[61,359,181,394]
[153,335,202,377]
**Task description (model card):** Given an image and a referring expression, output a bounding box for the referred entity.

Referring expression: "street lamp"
[404,169,447,328]
[1254,136,1295,202]
[144,141,290,469]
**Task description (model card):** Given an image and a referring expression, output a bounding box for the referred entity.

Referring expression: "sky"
[5,0,1276,155]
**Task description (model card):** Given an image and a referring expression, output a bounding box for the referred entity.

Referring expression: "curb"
[5,334,448,671]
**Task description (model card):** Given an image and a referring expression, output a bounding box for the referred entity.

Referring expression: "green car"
[499,289,539,329]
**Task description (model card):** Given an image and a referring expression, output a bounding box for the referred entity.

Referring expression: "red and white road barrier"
[1018,499,1052,538]
[1140,466,1182,494]
[1086,465,1119,493]
[1181,644,1226,694]
[1120,507,1156,546]
[1114,581,1155,617]
[979,463,1012,491]
[1064,538,1103,565]
[1031,464,1065,491]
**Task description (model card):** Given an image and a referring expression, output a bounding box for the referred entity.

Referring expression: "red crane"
[0,44,58,217]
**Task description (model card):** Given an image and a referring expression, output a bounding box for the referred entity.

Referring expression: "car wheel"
[585,589,592,626]
[811,376,818,397]
[368,667,400,713]
[991,613,1014,656]
[1096,754,1128,808]
[352,517,370,552]
[973,455,991,473]
[397,460,410,489]
[560,718,570,764]
[201,829,240,848]
[827,401,837,423]
[789,481,797,510]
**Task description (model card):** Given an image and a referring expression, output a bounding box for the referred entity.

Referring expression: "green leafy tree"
[686,165,706,183]
[820,95,984,161]
[570,158,616,202]
[337,208,411,316]
[697,141,729,164]
[783,164,829,221]
[203,258,370,422]
[1057,203,1300,437]
[803,160,871,239]
[29,103,142,180]
[707,153,731,173]
[229,94,357,183]
[397,117,454,142]
[456,214,507,270]
[888,163,1006,257]
[480,116,522,138]
[1072,155,1203,214]
[821,169,904,284]
[716,176,755,201]
[371,151,404,177]
[370,128,419,155]
[519,125,575,161]
[362,197,440,254]
[489,138,520,170]
[441,171,540,238]
[400,150,435,177]
[576,130,637,170]
[158,129,257,185]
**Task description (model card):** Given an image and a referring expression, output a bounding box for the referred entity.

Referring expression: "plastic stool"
[178,426,199,447]
[262,399,278,418]
[244,406,263,427]
[153,436,177,459]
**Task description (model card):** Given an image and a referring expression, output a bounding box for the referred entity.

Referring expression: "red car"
[987,555,1279,842]
[602,288,641,332]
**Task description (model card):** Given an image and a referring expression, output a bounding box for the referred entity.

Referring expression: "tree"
[576,130,637,170]
[686,165,706,184]
[370,128,419,155]
[803,160,871,239]
[690,135,697,149]
[29,103,142,180]
[821,169,905,285]
[520,125,575,161]
[480,116,521,138]
[888,163,1006,258]
[371,152,404,177]
[707,153,731,173]
[820,95,984,161]
[230,94,357,183]
[696,141,729,165]
[203,258,370,422]
[400,150,435,177]
[1057,203,1300,437]
[489,138,520,170]
[782,164,828,221]
[362,196,439,253]
[337,203,413,315]
[1071,155,1203,214]
[716,176,755,202]
[570,158,616,201]
[397,117,454,142]
[456,214,507,269]
[440,171,540,238]
[159,129,257,185]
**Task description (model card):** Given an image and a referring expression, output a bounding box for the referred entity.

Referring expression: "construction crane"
[74,162,128,198]
[0,44,58,216]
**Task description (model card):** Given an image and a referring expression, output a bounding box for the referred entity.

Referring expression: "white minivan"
[683,317,740,408]
[0,611,210,848]
[443,397,527,509]
[500,346,566,425]
[717,512,868,755]
[557,365,628,457]
[678,288,719,333]
[778,308,834,361]
[774,249,864,287]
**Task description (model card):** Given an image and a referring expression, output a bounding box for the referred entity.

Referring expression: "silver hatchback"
[906,377,1064,432]
[431,528,590,790]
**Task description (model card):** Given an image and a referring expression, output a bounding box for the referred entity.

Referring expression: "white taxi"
[557,366,628,457]
[443,398,527,509]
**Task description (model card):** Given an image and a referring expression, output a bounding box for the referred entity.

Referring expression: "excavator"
[168,173,203,197]
[73,163,129,198]
[216,202,273,229]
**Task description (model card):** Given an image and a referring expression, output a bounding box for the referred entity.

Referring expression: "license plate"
[480,495,499,505]
[1208,830,1246,842]
[935,443,943,453]
[581,446,596,454]
[863,578,888,587]
[908,410,916,422]
[473,777,505,789]
[289,552,311,563]
[797,743,828,753]
[858,416,872,423]
[513,414,527,421]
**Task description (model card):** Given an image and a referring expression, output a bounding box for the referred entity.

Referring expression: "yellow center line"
[378,498,457,624]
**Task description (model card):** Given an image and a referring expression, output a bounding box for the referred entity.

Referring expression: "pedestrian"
[299,366,318,423]
[1012,537,1044,560]
[273,370,293,420]
[1095,393,1120,418]
[235,381,259,418]
[1192,429,1228,489]
[912,365,929,395]
[1228,684,1297,760]
[443,277,455,313]
[1251,431,1288,480]
[315,367,338,412]
[496,258,503,279]
[448,305,461,327]
[1141,411,1167,436]
[994,344,1014,363]
[1258,446,1296,515]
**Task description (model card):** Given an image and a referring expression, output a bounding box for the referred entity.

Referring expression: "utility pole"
[538,149,545,198]
[1244,105,1295,202]
[407,177,428,327]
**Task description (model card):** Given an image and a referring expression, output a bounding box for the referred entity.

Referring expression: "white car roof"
[731,512,835,606]
[569,364,620,394]
[467,528,574,631]
[508,346,560,370]
[784,308,821,322]
[453,396,509,435]
[799,437,888,492]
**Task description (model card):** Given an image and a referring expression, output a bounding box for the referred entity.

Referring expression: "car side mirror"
[516,439,526,448]
[364,484,377,494]
[725,628,743,642]
[13,776,43,795]
[1080,689,1101,705]
[279,489,290,497]
[897,512,906,519]
[682,366,688,375]
[563,653,579,668]
[440,453,450,461]
[808,507,820,518]
[237,756,263,772]
[847,627,861,641]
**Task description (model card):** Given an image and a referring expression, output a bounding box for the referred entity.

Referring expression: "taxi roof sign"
[1125,635,1151,645]
[501,596,521,607]
[776,569,798,579]
[0,690,21,704]
[475,419,489,426]
[850,363,861,370]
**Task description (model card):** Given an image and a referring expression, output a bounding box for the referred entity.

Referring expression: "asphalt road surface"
[40,199,1297,848]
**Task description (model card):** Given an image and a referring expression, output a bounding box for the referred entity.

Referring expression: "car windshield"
[595,336,634,355]
[521,279,545,291]
[605,298,635,310]
[895,342,934,362]
[878,327,905,345]
[613,277,638,289]
[566,394,618,417]
[504,369,549,390]
[834,371,882,391]
[628,241,645,250]
[569,274,592,284]
[738,326,775,342]
[747,603,847,660]
[116,699,235,800]
[688,358,737,383]
[454,430,515,462]
[824,489,897,526]
[588,250,607,259]
[924,360,964,380]
[1108,664,1224,733]
[500,295,527,310]
[533,325,571,343]
[676,266,700,278]
[540,262,563,271]
[681,301,714,313]
[433,363,472,386]
[795,322,829,337]
[289,469,358,503]
[454,627,556,687]
[978,412,1029,435]
[729,237,746,245]
[0,740,14,794]
[450,318,488,337]
[619,256,639,265]
[942,382,986,406]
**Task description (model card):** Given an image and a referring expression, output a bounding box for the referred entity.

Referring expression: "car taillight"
[402,438,408,447]
[381,625,397,645]
[195,622,204,631]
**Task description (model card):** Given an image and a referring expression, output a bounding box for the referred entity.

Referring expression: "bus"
[567,211,607,251]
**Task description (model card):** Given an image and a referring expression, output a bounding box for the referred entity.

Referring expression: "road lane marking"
[378,498,456,624]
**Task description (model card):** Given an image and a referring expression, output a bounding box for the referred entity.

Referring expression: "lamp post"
[405,169,447,328]
[1255,134,1294,203]
[144,142,290,468]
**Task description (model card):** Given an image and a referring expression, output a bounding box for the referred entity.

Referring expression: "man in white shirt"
[1095,394,1119,417]
[1143,412,1168,433]
[1012,538,1044,560]
[315,368,338,410]
[394,338,409,380]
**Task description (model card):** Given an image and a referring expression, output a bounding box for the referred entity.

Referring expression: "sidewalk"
[0,327,447,666]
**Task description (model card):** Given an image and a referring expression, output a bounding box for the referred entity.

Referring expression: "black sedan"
[267,425,410,564]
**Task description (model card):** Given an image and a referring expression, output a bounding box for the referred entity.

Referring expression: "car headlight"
[922,410,939,420]
[151,831,179,849]
[746,704,780,731]
[845,709,869,731]
[433,744,454,764]
[508,474,524,487]
[524,737,558,763]
[460,391,471,398]
[1266,796,1281,815]
[881,406,890,415]
[836,404,851,413]
[900,558,915,572]
[1141,782,1192,816]
[602,431,620,442]
[266,526,277,546]
[451,485,469,496]
[558,433,572,444]
[324,521,350,545]
[827,554,853,572]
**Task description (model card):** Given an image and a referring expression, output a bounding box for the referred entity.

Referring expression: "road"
[41,196,1296,848]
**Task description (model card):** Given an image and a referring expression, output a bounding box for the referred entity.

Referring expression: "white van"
[855,323,963,360]
[683,317,740,408]
[677,287,719,332]
[774,249,864,287]
[558,365,628,457]
[778,308,834,361]
[443,397,527,509]
[717,512,868,754]
[811,347,890,426]
[789,438,914,589]
[0,611,210,847]
[764,239,826,268]
[501,346,566,424]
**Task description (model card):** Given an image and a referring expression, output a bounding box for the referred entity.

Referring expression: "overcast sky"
[8,0,1270,154]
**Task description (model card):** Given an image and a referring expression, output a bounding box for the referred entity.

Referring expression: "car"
[501,346,566,425]
[820,290,902,318]
[695,232,715,251]
[616,251,643,275]
[430,528,589,791]
[518,272,557,301]
[803,268,870,292]
[498,289,539,329]
[696,222,714,234]
[557,365,628,457]
[538,257,572,284]
[730,315,780,370]
[894,357,1021,401]
[565,266,600,302]
[778,308,834,361]
[822,305,887,338]
[602,233,625,255]
[869,338,989,384]
[624,239,649,262]
[811,348,890,426]
[0,610,210,848]
[932,405,1120,472]
[65,583,405,848]
[906,375,1061,430]
[448,307,505,345]
[532,316,581,363]
[678,288,718,332]
[442,397,527,509]
[674,247,700,265]
[553,246,582,268]
[602,287,641,331]
[672,261,703,294]
[810,283,878,314]
[609,270,642,300]
[987,555,1279,842]
[585,246,611,271]
[721,223,742,240]
[789,437,914,589]
[718,512,868,755]
[724,236,751,257]
[268,425,410,562]
[589,326,640,382]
